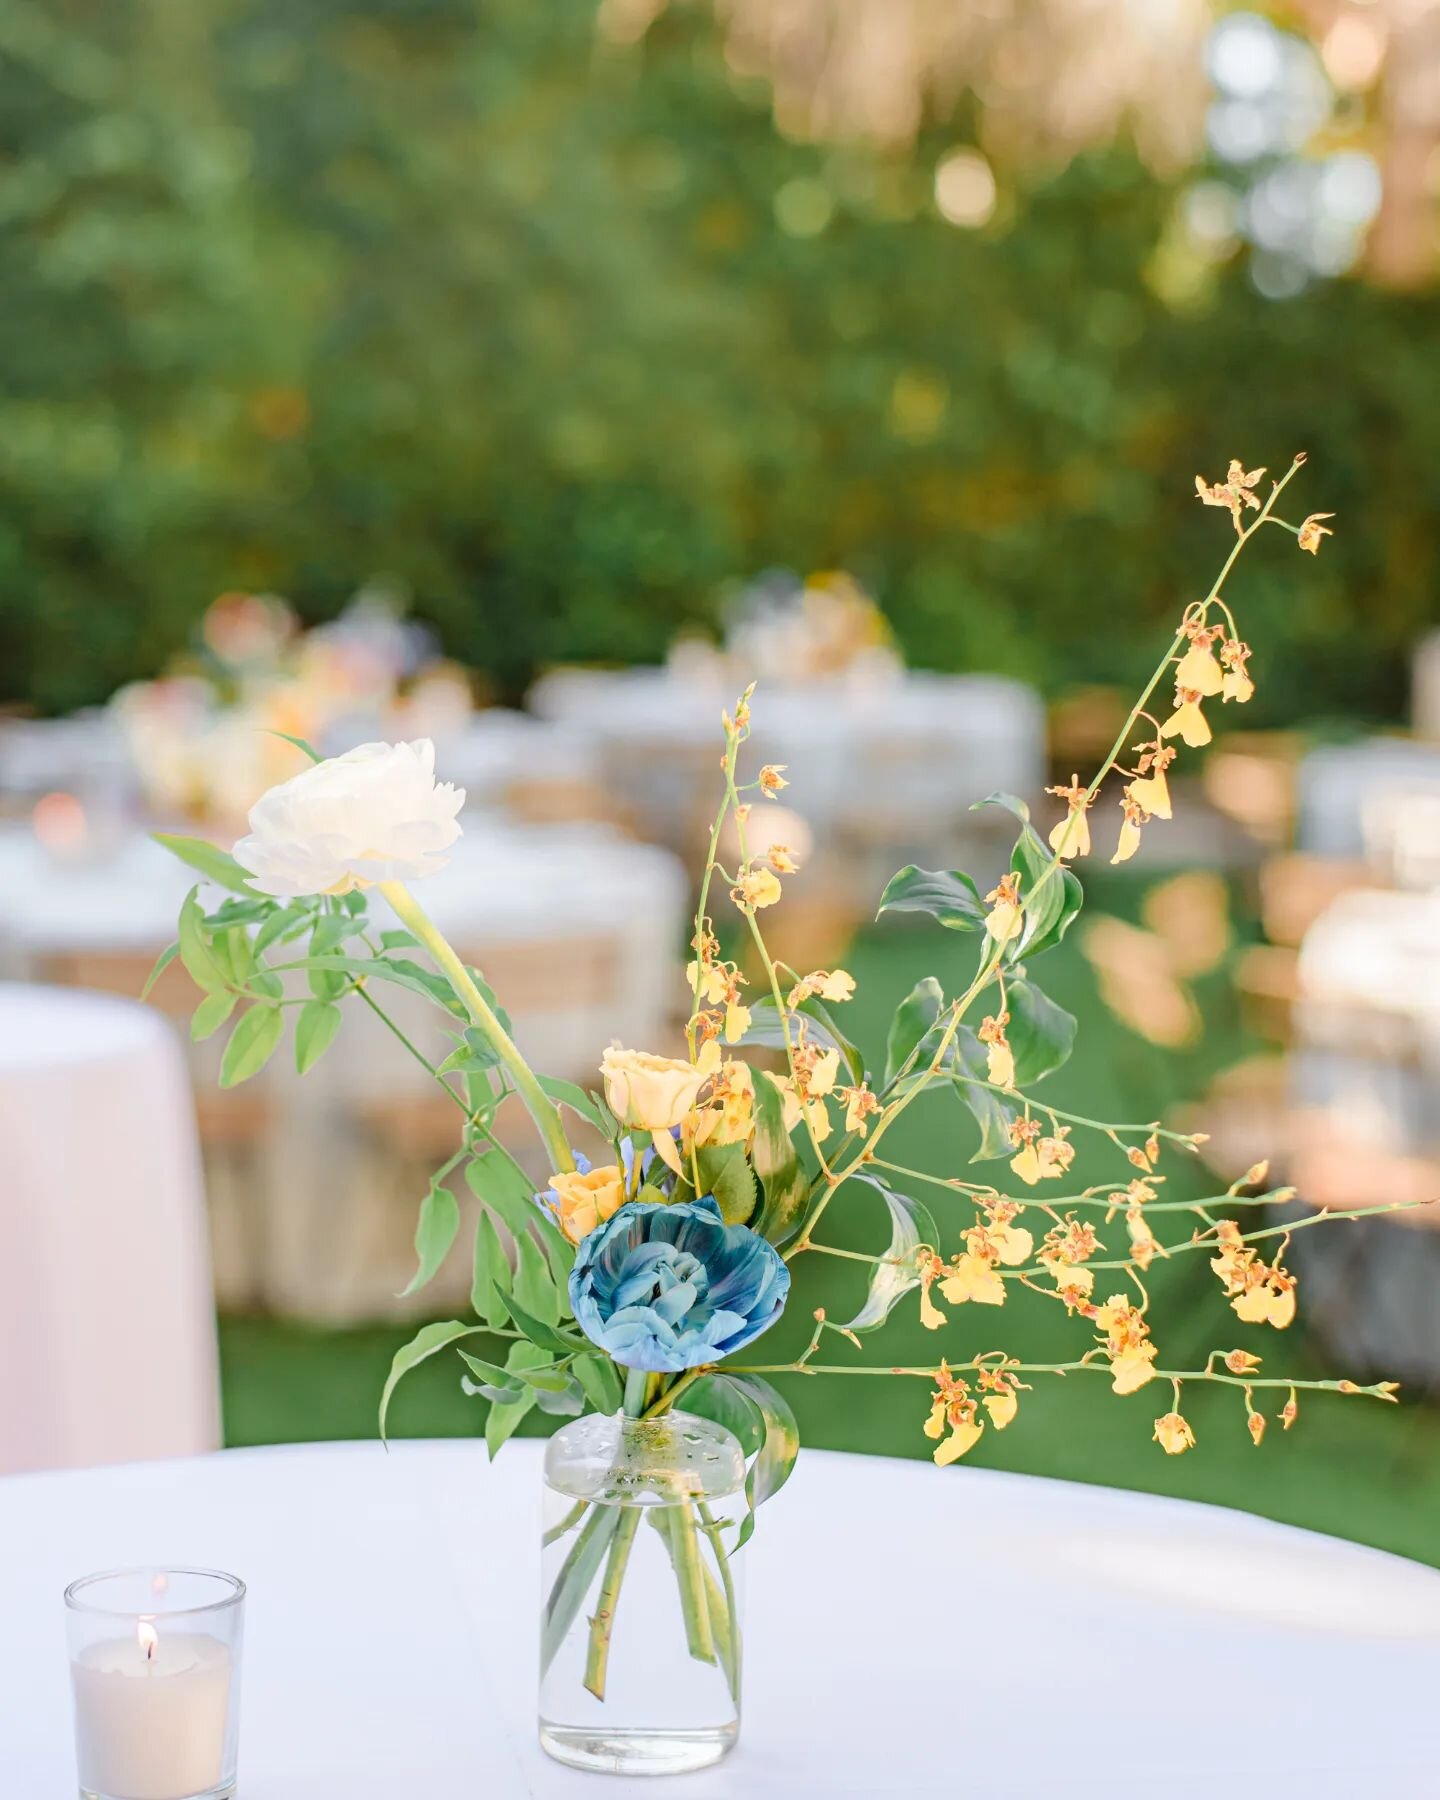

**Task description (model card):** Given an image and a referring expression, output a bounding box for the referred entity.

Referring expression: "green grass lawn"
[219,883,1440,1567]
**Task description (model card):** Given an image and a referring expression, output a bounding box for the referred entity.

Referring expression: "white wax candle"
[71,1629,233,1800]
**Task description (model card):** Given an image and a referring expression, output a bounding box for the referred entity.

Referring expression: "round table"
[0,984,219,1475]
[4,1440,1437,1796]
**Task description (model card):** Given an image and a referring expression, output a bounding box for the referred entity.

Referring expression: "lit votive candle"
[65,1568,245,1800]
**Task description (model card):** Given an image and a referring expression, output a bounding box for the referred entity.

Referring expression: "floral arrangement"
[153,454,1395,1708]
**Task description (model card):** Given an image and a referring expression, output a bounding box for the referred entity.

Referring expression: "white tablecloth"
[4,1439,1437,1797]
[0,985,220,1475]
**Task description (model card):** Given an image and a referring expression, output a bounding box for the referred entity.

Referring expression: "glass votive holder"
[64,1567,245,1800]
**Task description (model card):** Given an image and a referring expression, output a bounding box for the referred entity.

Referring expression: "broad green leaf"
[971,793,1083,961]
[380,929,419,951]
[1006,980,1077,1086]
[214,925,257,987]
[503,1296,587,1357]
[722,1372,800,1549]
[254,903,310,954]
[514,1232,561,1326]
[219,1003,284,1087]
[153,834,256,895]
[692,1140,757,1227]
[206,897,270,927]
[883,976,944,1087]
[470,1210,512,1330]
[1017,864,1083,962]
[141,942,179,1000]
[573,1353,623,1416]
[750,1068,809,1243]
[264,728,322,764]
[532,1375,586,1417]
[538,1075,606,1132]
[485,1389,537,1458]
[1009,827,1070,958]
[844,1172,939,1332]
[741,994,865,1086]
[379,1319,490,1440]
[949,1027,1019,1161]
[190,991,236,1042]
[278,954,461,1011]
[401,1183,461,1297]
[465,1154,575,1296]
[469,1343,568,1393]
[876,865,984,931]
[685,1372,765,1457]
[294,999,342,1073]
[178,887,226,994]
[456,1346,525,1400]
[308,919,349,1001]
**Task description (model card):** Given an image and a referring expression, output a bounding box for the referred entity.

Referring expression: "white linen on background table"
[3,1439,1437,1798]
[0,985,220,1475]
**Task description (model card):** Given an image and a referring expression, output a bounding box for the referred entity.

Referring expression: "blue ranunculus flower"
[569,1196,790,1373]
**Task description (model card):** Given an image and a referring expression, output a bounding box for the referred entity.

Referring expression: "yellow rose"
[547,1165,627,1245]
[600,1044,714,1131]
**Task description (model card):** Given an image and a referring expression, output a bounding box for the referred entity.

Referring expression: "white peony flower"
[233,739,465,897]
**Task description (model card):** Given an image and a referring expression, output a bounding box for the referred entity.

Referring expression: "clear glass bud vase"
[539,1409,747,1777]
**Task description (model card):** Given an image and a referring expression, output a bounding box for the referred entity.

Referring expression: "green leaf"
[254,903,310,954]
[464,1154,575,1297]
[219,1003,284,1087]
[153,834,256,895]
[215,925,258,987]
[485,1391,537,1456]
[971,793,1083,962]
[455,1347,525,1401]
[307,920,350,1001]
[190,991,236,1042]
[294,999,342,1074]
[205,897,270,927]
[949,1029,1019,1161]
[401,1183,461,1298]
[740,994,864,1086]
[485,1348,545,1456]
[1006,980,1077,1086]
[465,1341,568,1394]
[380,929,419,951]
[692,1140,757,1227]
[876,865,984,931]
[883,975,944,1087]
[1017,864,1084,962]
[470,1210,512,1330]
[750,1068,809,1243]
[278,954,460,1011]
[264,728,322,764]
[704,1372,799,1549]
[379,1319,489,1440]
[141,941,180,1000]
[844,1172,939,1332]
[177,887,226,994]
[686,1372,765,1456]
[504,1296,587,1357]
[573,1353,624,1416]
[538,1075,606,1132]
[514,1232,561,1326]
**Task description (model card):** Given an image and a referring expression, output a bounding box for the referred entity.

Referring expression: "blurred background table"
[4,1439,1438,1797]
[0,984,219,1476]
[530,666,1045,878]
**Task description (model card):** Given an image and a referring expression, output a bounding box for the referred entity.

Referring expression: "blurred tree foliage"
[1,0,1435,717]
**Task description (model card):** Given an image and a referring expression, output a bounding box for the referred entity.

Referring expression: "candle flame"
[138,1618,159,1662]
